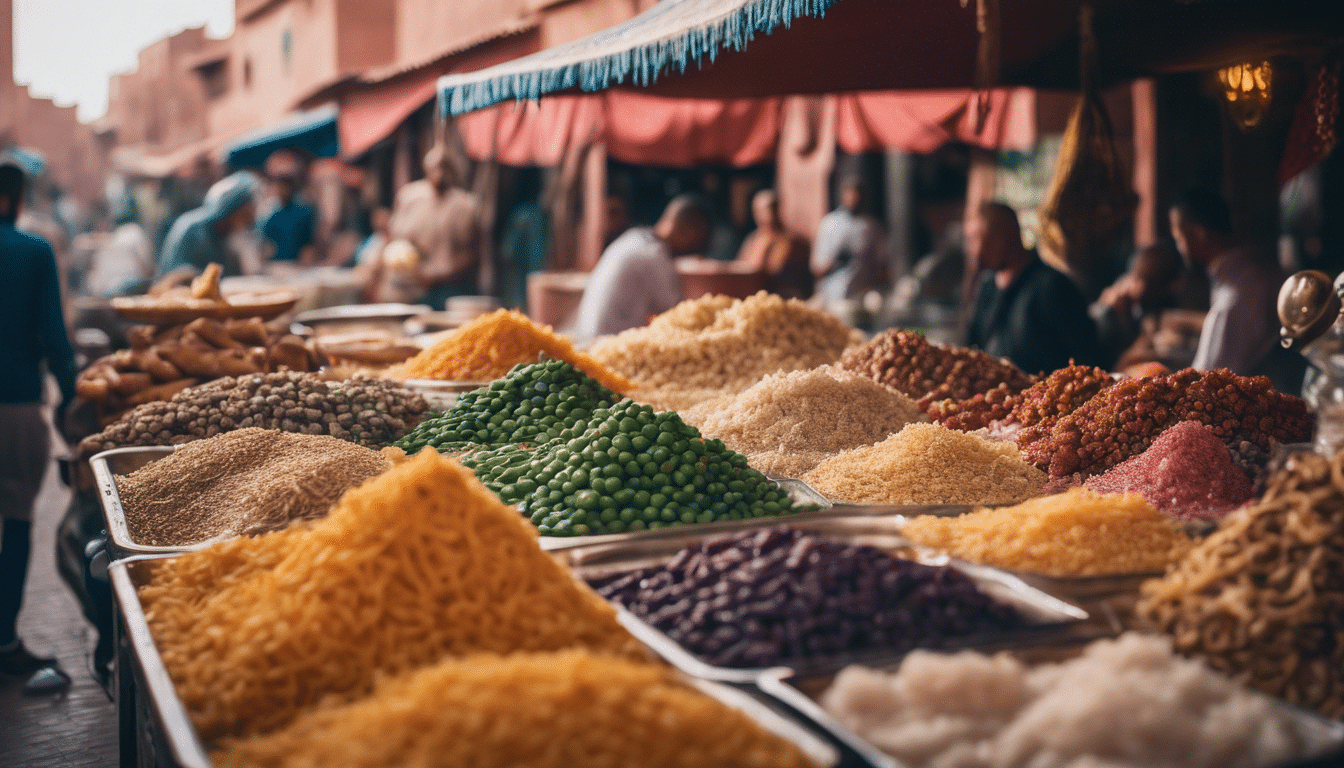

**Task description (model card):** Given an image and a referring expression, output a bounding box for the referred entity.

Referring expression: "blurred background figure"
[0,163,77,680]
[156,171,261,281]
[964,201,1101,375]
[387,143,483,308]
[602,193,631,248]
[258,170,317,266]
[733,189,812,300]
[812,176,888,325]
[571,194,709,345]
[1170,188,1303,392]
[84,195,152,298]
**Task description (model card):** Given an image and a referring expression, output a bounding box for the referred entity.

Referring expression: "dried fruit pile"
[838,330,1035,413]
[1018,368,1312,479]
[929,365,1114,433]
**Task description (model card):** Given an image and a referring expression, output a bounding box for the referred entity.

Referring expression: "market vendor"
[0,163,76,678]
[156,171,261,281]
[571,195,709,345]
[258,171,317,266]
[812,177,888,323]
[733,189,813,300]
[965,202,1103,375]
[386,143,483,308]
[1170,188,1303,392]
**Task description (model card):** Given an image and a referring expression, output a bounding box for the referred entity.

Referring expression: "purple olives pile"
[590,527,1023,668]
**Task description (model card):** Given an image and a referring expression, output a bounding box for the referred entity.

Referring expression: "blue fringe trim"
[440,0,839,115]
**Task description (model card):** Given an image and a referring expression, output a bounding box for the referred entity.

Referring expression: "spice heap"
[398,360,810,536]
[1138,448,1344,718]
[820,633,1342,768]
[929,365,1114,433]
[1085,421,1255,521]
[591,528,1022,668]
[386,308,633,392]
[1017,368,1312,479]
[589,292,855,411]
[902,488,1192,577]
[212,649,817,768]
[838,329,1035,412]
[78,372,427,457]
[117,428,391,546]
[682,367,927,478]
[76,317,322,418]
[140,450,640,741]
[802,423,1045,506]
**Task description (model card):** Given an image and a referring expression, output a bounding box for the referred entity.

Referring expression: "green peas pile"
[393,359,620,453]
[464,398,810,537]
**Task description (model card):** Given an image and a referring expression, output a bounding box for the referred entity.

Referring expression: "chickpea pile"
[931,365,1115,433]
[838,330,1035,413]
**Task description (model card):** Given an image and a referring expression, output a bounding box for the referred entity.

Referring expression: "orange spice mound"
[139,449,641,742]
[387,309,634,392]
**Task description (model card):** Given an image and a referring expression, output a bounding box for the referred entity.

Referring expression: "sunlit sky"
[13,0,236,122]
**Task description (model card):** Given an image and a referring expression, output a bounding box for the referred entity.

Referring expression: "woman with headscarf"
[157,172,261,279]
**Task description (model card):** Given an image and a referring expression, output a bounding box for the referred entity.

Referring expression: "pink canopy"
[456,88,1037,167]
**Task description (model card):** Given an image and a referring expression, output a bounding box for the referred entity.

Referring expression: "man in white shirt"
[1171,188,1300,392]
[811,178,888,323]
[571,195,709,345]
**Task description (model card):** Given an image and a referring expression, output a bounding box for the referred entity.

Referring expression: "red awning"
[339,69,441,160]
[455,88,1038,168]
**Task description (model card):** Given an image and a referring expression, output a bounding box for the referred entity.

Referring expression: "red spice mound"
[931,365,1113,433]
[1085,421,1255,521]
[1018,368,1313,479]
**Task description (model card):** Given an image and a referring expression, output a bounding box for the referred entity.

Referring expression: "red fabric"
[339,71,441,160]
[836,89,1036,154]
[456,89,1038,168]
[602,91,779,166]
[1279,66,1338,186]
[458,96,603,166]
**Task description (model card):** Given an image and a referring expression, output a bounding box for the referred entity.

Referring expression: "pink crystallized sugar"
[1084,421,1254,522]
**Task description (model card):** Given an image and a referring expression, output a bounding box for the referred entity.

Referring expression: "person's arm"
[298,206,321,267]
[36,243,78,404]
[811,219,838,278]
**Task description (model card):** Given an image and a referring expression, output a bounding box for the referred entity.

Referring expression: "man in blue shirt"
[0,163,77,676]
[258,172,317,266]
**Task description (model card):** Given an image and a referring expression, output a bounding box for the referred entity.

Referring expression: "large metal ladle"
[1278,270,1342,349]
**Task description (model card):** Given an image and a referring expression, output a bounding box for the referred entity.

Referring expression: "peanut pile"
[838,330,1035,413]
[1018,368,1312,478]
[78,372,427,457]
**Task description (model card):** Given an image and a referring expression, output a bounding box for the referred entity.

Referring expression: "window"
[282,29,293,73]
[243,58,253,89]
[198,60,229,100]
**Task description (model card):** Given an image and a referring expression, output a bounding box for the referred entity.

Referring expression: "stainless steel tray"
[561,519,1089,681]
[110,556,211,768]
[110,555,841,768]
[756,640,1344,768]
[90,446,204,559]
[400,379,491,411]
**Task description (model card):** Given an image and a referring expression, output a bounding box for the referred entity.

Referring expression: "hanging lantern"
[1217,60,1274,130]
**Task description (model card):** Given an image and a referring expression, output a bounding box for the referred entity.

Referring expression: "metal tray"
[756,640,1344,768]
[294,302,431,326]
[559,519,1090,681]
[399,379,491,411]
[89,446,205,559]
[109,555,841,768]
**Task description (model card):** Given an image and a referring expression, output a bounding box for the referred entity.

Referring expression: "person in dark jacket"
[965,202,1102,376]
[0,163,77,677]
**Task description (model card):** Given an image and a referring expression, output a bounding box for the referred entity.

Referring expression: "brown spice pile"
[589,292,856,410]
[386,309,632,392]
[929,365,1114,433]
[682,367,926,478]
[838,329,1035,413]
[117,428,391,546]
[1018,368,1313,478]
[802,422,1045,506]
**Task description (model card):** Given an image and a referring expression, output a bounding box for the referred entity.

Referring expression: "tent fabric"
[223,104,340,168]
[339,70,441,160]
[438,0,1338,115]
[439,0,839,115]
[835,89,1038,154]
[454,89,1036,168]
